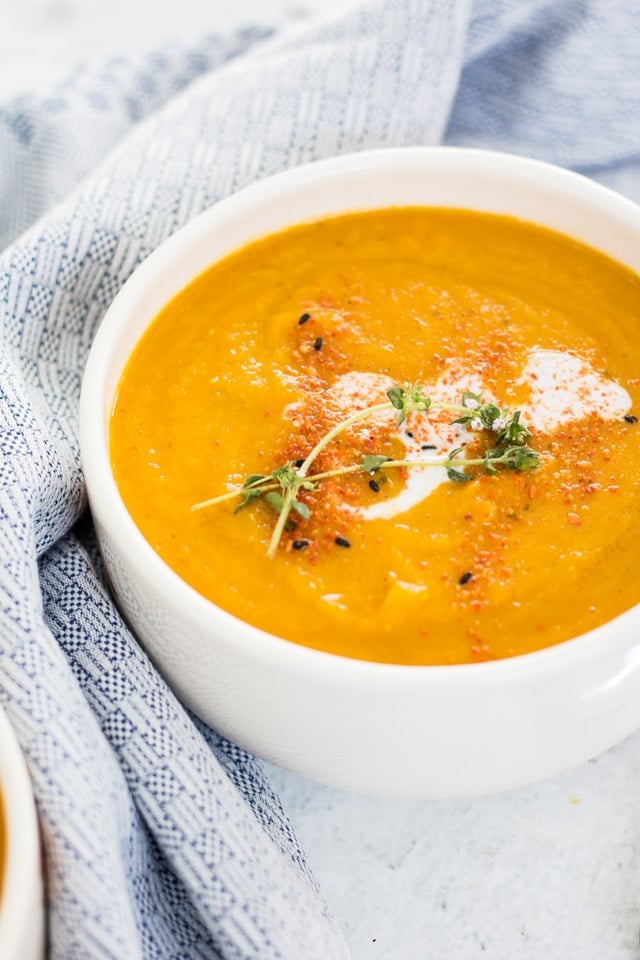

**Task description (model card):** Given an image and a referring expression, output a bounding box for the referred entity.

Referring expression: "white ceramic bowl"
[80,147,640,798]
[0,705,44,959]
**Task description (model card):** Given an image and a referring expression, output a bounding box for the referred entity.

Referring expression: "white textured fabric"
[0,1,639,958]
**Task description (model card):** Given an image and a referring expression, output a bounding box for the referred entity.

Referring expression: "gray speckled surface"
[3,2,640,956]
[267,731,640,958]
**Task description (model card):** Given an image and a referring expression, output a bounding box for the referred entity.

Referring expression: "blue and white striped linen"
[1,1,639,957]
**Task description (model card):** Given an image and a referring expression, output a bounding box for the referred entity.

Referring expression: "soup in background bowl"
[80,147,640,797]
[0,704,43,960]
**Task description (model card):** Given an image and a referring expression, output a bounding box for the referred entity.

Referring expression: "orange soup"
[110,209,640,664]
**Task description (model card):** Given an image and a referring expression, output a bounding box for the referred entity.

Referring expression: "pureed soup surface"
[111,208,640,664]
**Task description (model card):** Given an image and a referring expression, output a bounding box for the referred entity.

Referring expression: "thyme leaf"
[233,487,266,513]
[447,466,472,483]
[264,491,285,513]
[361,454,392,473]
[243,474,267,487]
[291,499,311,520]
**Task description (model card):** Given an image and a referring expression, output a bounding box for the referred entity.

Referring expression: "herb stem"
[266,486,296,559]
[298,401,391,477]
[307,457,445,484]
[191,479,280,511]
[297,399,475,477]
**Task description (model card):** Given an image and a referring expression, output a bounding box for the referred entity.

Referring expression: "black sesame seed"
[313,337,323,351]
[421,444,437,450]
[292,540,309,550]
[335,536,351,548]
[458,571,473,585]
[405,430,414,438]
[298,312,311,325]
[294,458,305,468]
[624,414,638,424]
[369,479,380,493]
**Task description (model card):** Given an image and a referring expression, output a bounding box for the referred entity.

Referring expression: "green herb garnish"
[387,383,432,424]
[191,384,541,557]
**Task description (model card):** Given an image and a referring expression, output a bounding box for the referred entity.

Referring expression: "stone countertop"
[2,2,640,957]
[269,739,640,959]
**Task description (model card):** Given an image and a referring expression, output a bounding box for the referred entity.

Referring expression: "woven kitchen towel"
[0,1,639,959]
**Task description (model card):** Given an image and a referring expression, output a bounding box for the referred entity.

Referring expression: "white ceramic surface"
[0,705,44,960]
[80,147,640,798]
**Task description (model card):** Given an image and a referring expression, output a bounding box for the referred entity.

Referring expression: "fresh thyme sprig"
[190,383,540,557]
[446,444,540,482]
[223,463,317,557]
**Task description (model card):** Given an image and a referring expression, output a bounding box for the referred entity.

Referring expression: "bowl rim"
[80,144,640,683]
[0,703,41,955]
